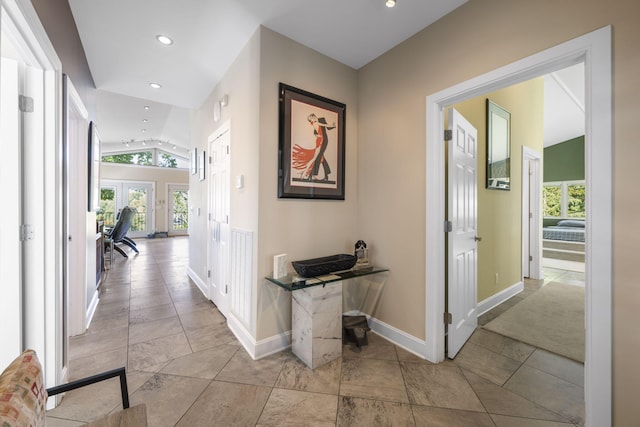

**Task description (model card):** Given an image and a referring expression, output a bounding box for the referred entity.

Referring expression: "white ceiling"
[68,0,468,154]
[68,0,583,156]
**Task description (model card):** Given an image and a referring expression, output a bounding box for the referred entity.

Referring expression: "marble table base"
[291,281,342,369]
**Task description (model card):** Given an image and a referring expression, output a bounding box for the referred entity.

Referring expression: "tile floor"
[46,237,585,426]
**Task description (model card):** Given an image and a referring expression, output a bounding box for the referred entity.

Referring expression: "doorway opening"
[425,27,612,425]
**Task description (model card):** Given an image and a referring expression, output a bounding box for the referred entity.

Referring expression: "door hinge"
[529,255,533,262]
[226,145,230,155]
[19,95,34,113]
[207,270,211,278]
[444,129,452,141]
[529,212,533,219]
[444,220,453,233]
[209,156,212,164]
[226,215,229,224]
[225,284,228,294]
[20,224,35,241]
[444,312,453,325]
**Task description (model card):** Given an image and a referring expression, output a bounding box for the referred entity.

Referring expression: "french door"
[168,184,189,235]
[100,180,154,238]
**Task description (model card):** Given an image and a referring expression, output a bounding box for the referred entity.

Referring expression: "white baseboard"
[364,314,430,361]
[477,281,524,316]
[227,313,291,360]
[187,266,208,298]
[85,290,100,330]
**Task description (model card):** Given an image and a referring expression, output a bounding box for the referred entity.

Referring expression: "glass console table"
[265,266,389,291]
[266,266,388,369]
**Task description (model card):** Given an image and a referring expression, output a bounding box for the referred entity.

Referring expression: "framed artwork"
[88,121,101,211]
[199,150,206,181]
[486,99,511,190]
[190,148,198,175]
[278,83,346,200]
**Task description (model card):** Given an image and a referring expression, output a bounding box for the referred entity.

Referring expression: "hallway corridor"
[46,237,584,426]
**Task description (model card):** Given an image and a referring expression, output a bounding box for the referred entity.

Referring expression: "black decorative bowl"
[291,254,357,278]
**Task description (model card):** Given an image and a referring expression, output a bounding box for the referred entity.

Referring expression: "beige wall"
[100,163,189,233]
[453,78,544,302]
[255,28,359,339]
[357,0,639,423]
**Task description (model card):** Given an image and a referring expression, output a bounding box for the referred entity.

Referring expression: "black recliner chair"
[104,206,139,264]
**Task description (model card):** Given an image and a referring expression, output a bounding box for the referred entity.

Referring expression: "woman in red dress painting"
[292,113,335,182]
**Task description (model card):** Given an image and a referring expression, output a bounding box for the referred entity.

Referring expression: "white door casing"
[0,57,22,369]
[522,147,542,280]
[446,109,478,358]
[426,27,612,425]
[208,123,230,317]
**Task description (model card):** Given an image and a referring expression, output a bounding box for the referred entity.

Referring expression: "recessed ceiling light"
[144,106,150,110]
[156,35,173,45]
[386,0,396,7]
[141,129,147,133]
[149,82,162,89]
[142,119,148,123]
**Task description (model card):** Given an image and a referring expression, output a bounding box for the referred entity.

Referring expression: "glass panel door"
[169,185,188,235]
[123,183,153,238]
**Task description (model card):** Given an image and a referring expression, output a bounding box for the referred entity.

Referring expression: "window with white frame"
[543,180,585,218]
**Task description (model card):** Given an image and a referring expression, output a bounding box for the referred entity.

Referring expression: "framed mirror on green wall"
[486,99,511,190]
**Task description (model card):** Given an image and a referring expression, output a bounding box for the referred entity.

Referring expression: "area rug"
[483,281,584,363]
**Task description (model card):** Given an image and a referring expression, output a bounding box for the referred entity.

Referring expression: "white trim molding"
[425,26,612,426]
[477,281,524,317]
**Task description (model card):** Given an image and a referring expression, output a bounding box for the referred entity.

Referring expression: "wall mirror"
[486,99,511,190]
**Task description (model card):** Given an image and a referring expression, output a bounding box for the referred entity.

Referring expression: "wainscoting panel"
[230,228,254,332]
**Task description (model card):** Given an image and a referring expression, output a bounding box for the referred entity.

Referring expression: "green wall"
[544,136,585,182]
[454,78,544,302]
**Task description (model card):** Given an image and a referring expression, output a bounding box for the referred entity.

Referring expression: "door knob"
[474,236,482,242]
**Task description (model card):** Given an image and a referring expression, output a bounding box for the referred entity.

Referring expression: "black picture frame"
[88,121,101,211]
[278,83,346,200]
[486,99,511,190]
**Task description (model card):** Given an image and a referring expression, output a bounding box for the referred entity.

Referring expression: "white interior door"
[447,108,478,358]
[168,184,188,236]
[208,127,230,317]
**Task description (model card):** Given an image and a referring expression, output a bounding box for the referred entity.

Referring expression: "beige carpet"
[484,281,585,362]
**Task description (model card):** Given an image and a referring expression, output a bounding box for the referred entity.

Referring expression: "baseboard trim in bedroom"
[477,281,524,317]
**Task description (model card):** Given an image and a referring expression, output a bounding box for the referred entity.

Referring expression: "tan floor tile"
[490,414,575,427]
[453,341,522,385]
[128,332,192,371]
[128,316,183,345]
[129,302,177,324]
[184,321,240,352]
[411,406,494,427]
[337,396,415,426]
[340,358,408,403]
[257,388,338,427]
[216,349,294,387]
[160,345,239,379]
[504,365,584,425]
[525,349,584,387]
[68,347,127,381]
[45,378,126,423]
[401,362,484,412]
[275,356,341,394]
[178,307,226,332]
[471,328,535,362]
[342,332,398,361]
[129,292,173,310]
[176,380,271,426]
[68,326,128,360]
[463,370,569,422]
[129,373,210,427]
